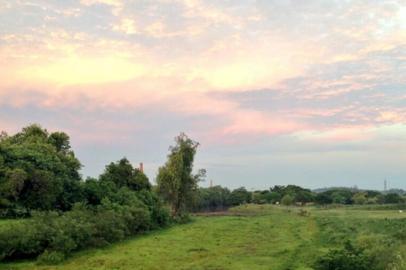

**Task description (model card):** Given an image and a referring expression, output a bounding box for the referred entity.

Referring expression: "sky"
[1,0,406,190]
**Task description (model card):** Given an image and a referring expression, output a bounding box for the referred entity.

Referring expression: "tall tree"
[156,133,205,217]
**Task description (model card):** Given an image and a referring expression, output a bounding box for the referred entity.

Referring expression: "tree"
[352,192,367,205]
[281,194,294,206]
[266,191,282,204]
[48,132,71,153]
[195,186,231,211]
[229,187,251,206]
[0,124,82,213]
[156,133,205,217]
[82,177,117,206]
[295,190,314,204]
[332,192,346,204]
[384,193,403,204]
[252,191,266,204]
[269,185,313,204]
[100,158,150,191]
[315,192,333,205]
[330,190,353,204]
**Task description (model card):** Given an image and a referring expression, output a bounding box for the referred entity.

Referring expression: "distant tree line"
[193,185,406,212]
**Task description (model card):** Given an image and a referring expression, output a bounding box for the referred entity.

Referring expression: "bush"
[172,212,192,224]
[135,189,171,228]
[0,191,170,263]
[355,233,406,270]
[37,251,65,265]
[281,194,294,206]
[314,242,373,270]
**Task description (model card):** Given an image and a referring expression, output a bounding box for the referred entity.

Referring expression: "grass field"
[1,205,405,270]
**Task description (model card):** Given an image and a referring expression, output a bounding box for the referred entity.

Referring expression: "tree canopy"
[100,158,151,191]
[156,133,205,217]
[0,124,82,214]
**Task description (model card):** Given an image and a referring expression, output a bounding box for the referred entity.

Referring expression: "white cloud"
[80,0,122,7]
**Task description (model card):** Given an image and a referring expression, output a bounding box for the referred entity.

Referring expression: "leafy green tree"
[229,187,251,206]
[315,193,333,205]
[82,177,117,205]
[270,185,314,205]
[331,192,347,204]
[252,191,266,204]
[294,190,314,204]
[48,132,71,153]
[384,193,403,204]
[194,186,231,211]
[0,124,82,213]
[281,194,294,206]
[99,158,150,191]
[352,192,367,205]
[314,188,354,205]
[156,133,205,217]
[266,191,282,204]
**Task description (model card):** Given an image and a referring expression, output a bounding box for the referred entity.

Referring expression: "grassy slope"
[1,205,405,270]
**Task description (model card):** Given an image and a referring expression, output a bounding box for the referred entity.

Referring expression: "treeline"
[0,125,158,217]
[193,185,406,212]
[0,125,200,263]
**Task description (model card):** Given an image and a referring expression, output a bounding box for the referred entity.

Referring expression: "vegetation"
[156,133,205,218]
[1,124,406,268]
[0,125,172,263]
[193,185,406,212]
[1,205,405,270]
[194,185,231,212]
[0,124,82,215]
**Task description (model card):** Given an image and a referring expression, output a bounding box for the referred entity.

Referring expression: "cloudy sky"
[1,0,406,190]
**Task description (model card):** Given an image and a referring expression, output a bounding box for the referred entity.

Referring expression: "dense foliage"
[315,213,406,270]
[314,242,373,270]
[0,125,170,263]
[99,158,151,191]
[156,133,205,218]
[0,125,82,216]
[0,191,169,263]
[194,186,231,211]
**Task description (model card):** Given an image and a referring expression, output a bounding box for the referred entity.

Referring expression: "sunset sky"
[1,0,406,190]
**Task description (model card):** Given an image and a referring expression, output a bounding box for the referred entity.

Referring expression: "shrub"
[314,242,373,270]
[37,251,65,265]
[0,192,169,263]
[298,209,310,217]
[281,194,294,206]
[135,189,170,228]
[173,212,191,224]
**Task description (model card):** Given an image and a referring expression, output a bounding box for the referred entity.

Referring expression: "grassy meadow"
[1,205,405,270]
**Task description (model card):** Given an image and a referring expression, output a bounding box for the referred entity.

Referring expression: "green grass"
[1,205,405,270]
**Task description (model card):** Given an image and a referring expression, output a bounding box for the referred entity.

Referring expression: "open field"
[1,205,405,270]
